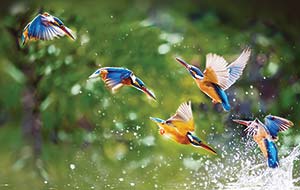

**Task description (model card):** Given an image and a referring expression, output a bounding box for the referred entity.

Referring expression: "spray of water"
[184,138,300,190]
[225,145,300,189]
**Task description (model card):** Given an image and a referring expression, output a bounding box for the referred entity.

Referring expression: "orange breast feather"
[196,80,222,103]
[203,67,218,84]
[162,124,189,144]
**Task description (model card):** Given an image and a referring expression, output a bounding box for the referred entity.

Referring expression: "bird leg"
[159,128,165,135]
[212,99,218,104]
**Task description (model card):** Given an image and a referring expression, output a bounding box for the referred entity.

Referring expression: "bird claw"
[159,129,165,135]
[212,100,218,104]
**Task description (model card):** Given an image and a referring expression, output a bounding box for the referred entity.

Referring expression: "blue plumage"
[21,12,75,45]
[28,15,44,39]
[189,65,204,78]
[186,132,202,145]
[264,139,279,168]
[213,84,230,111]
[104,67,132,88]
[265,119,280,138]
[264,115,292,139]
[149,117,165,123]
[54,16,64,25]
[89,67,156,100]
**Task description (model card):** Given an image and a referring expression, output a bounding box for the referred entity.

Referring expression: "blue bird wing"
[222,48,251,90]
[26,14,65,41]
[103,67,132,91]
[264,115,293,139]
[264,139,279,168]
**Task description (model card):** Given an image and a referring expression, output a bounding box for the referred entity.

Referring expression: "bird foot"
[212,100,218,104]
[159,129,165,135]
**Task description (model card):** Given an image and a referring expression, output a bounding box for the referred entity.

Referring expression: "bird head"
[175,57,203,79]
[130,75,156,100]
[89,69,102,79]
[186,132,217,155]
[150,117,167,135]
[41,12,60,25]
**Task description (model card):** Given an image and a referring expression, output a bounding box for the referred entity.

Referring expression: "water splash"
[180,137,300,190]
[225,145,300,189]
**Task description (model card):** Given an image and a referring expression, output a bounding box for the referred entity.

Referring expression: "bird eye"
[95,70,100,74]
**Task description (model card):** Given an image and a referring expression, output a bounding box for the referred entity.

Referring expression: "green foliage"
[0,0,299,189]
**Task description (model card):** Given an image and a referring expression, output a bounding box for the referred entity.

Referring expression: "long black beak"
[132,83,156,100]
[198,142,217,155]
[142,86,156,100]
[59,25,76,40]
[187,132,217,155]
[51,20,76,40]
[175,57,190,69]
[232,119,250,126]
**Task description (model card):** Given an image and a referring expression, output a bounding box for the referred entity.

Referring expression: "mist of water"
[183,139,300,190]
[225,145,300,189]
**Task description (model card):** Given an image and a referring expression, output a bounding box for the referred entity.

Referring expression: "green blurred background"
[0,0,299,189]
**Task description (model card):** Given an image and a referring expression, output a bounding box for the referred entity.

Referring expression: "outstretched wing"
[244,120,259,137]
[244,119,268,138]
[166,101,194,132]
[264,115,293,138]
[27,14,66,41]
[204,53,229,89]
[222,48,251,90]
[203,49,251,90]
[102,67,132,92]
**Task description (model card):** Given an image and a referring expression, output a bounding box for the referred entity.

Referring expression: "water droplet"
[119,178,124,182]
[158,44,170,54]
[129,112,137,120]
[71,84,81,95]
[70,164,76,170]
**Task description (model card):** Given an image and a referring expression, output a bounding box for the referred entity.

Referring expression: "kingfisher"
[150,101,217,154]
[176,48,251,111]
[233,115,293,168]
[89,67,156,100]
[21,12,76,45]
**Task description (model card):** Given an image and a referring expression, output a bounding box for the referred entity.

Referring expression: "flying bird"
[176,48,251,111]
[150,101,217,154]
[233,115,293,168]
[21,12,76,45]
[89,67,156,100]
